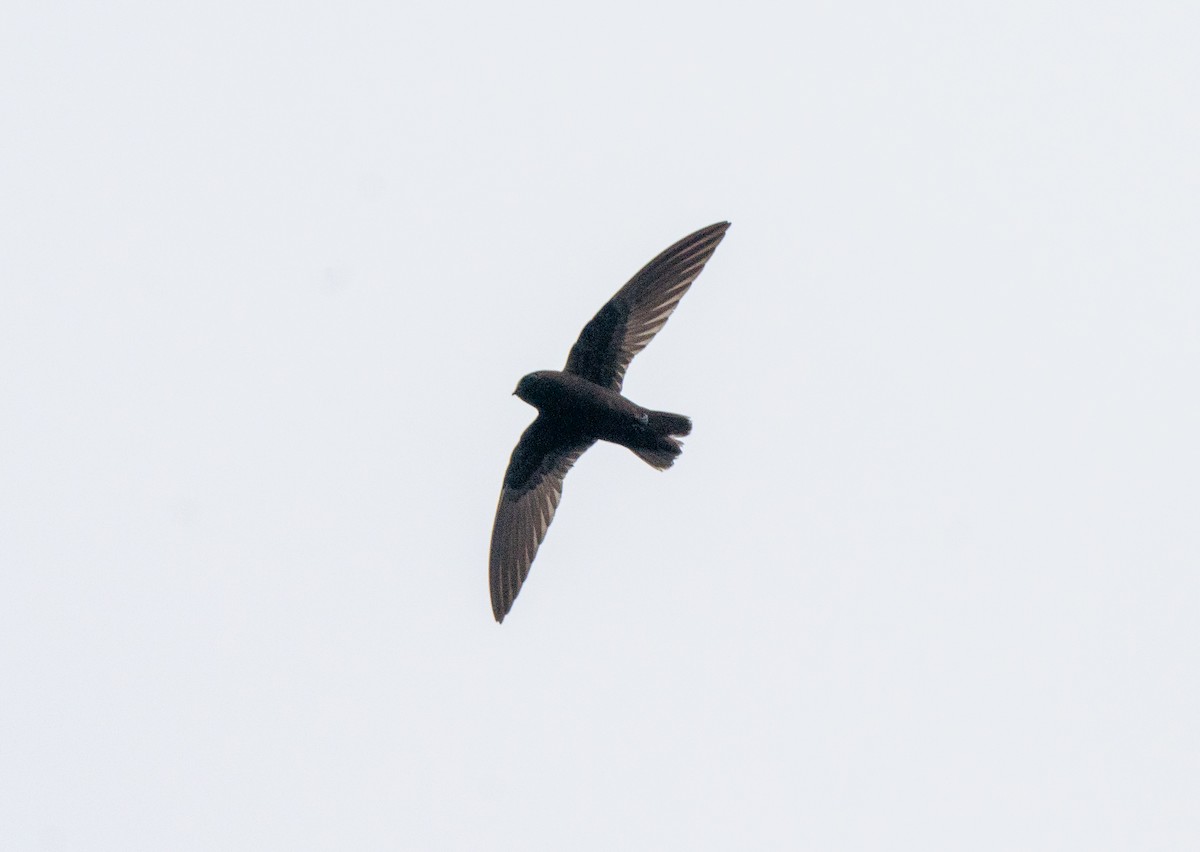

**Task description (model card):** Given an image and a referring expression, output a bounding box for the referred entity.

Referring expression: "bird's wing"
[564,221,729,392]
[489,416,595,622]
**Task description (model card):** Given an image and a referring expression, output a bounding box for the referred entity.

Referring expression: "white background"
[2,2,1197,849]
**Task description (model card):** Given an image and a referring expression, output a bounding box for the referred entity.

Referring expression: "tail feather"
[633,441,681,470]
[646,410,692,437]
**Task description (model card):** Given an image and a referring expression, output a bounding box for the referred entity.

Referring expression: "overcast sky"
[2,2,1197,850]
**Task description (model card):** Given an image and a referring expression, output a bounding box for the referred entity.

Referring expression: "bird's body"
[489,222,730,622]
[513,370,691,465]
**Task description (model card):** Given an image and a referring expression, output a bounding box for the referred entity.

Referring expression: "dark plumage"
[489,221,730,622]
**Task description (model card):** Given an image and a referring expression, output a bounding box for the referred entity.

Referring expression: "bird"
[489,221,730,622]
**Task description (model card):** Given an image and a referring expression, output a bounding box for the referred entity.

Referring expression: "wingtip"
[490,578,508,623]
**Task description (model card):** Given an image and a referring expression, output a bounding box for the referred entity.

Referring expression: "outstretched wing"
[565,221,729,391]
[489,416,595,622]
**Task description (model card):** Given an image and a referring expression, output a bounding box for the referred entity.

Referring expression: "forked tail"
[632,409,692,470]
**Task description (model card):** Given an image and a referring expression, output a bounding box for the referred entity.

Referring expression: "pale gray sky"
[2,2,1197,850]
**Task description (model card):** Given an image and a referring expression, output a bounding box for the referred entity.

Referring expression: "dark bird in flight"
[489,221,730,622]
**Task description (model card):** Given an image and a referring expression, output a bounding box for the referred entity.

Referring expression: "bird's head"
[513,371,549,405]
